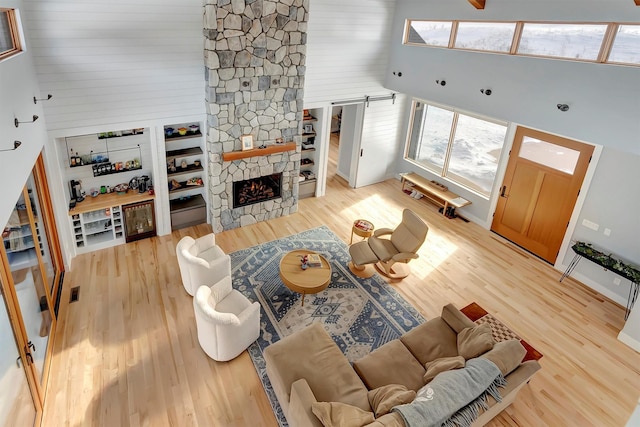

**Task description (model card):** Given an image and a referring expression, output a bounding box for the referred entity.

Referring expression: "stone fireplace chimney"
[204,0,308,232]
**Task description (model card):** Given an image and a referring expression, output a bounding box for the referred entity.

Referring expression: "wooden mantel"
[222,142,296,161]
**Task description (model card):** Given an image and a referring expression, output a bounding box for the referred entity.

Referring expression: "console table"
[560,241,639,320]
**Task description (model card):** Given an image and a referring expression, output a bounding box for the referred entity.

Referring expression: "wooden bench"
[400,172,471,217]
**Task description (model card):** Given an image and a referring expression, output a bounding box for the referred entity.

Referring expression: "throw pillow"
[457,323,495,359]
[480,339,526,376]
[367,384,416,417]
[422,355,465,383]
[311,401,375,427]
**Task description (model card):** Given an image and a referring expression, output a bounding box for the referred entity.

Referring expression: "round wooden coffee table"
[279,249,332,306]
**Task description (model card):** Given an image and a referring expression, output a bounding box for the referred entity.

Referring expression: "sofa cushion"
[441,304,476,333]
[480,339,526,376]
[423,355,465,383]
[400,318,458,365]
[353,340,426,391]
[311,402,375,427]
[457,323,494,359]
[263,323,370,412]
[367,384,416,417]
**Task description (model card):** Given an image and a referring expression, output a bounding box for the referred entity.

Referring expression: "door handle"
[500,186,508,198]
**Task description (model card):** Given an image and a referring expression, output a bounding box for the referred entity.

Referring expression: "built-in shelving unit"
[300,110,319,198]
[164,123,207,230]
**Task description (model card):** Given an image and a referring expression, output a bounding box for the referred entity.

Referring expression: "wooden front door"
[491,127,594,264]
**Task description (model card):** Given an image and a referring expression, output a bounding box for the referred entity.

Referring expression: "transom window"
[404,20,640,67]
[608,25,640,65]
[405,101,508,196]
[518,23,607,61]
[0,8,22,61]
[454,22,516,53]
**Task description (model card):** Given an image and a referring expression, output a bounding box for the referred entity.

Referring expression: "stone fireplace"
[204,0,308,231]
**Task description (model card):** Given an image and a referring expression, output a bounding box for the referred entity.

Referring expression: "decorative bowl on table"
[165,127,174,136]
[178,127,188,136]
[189,124,199,133]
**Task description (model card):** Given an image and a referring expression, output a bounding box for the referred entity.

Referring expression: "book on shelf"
[306,253,323,268]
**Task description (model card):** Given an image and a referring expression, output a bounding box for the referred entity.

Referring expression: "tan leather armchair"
[349,209,429,279]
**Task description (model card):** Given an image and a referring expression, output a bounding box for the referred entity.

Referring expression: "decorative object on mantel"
[275,137,284,144]
[241,134,254,151]
[561,241,639,320]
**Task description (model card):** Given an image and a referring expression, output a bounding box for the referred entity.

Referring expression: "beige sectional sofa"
[263,304,541,427]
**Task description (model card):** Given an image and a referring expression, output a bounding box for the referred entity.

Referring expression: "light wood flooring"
[42,142,639,426]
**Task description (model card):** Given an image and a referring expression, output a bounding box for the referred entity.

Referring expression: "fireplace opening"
[233,173,282,209]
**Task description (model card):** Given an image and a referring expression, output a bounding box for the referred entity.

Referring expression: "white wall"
[21,0,205,131]
[304,0,398,104]
[0,2,48,229]
[385,0,640,154]
[561,147,640,303]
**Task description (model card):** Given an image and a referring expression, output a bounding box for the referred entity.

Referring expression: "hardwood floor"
[42,158,639,426]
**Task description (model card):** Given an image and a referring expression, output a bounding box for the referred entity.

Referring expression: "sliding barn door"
[354,98,405,188]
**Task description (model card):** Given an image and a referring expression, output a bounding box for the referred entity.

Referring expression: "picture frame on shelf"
[241,134,254,151]
[303,124,313,134]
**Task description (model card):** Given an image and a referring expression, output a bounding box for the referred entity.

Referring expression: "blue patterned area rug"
[229,226,425,426]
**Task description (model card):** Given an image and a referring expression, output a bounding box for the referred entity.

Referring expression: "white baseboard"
[618,331,640,353]
[556,269,627,307]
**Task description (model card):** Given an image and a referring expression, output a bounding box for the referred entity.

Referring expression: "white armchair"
[194,276,261,361]
[176,233,231,296]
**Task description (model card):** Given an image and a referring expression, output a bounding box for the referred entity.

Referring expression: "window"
[406,101,508,196]
[519,137,580,174]
[454,22,516,53]
[403,20,637,67]
[405,20,452,47]
[608,25,640,65]
[517,23,607,61]
[0,8,21,61]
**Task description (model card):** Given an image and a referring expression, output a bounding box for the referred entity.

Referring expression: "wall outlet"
[604,228,611,237]
[582,219,599,231]
[614,277,621,286]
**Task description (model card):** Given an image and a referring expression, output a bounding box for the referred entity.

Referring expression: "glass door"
[3,183,55,385]
[32,157,64,311]
[0,274,38,426]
